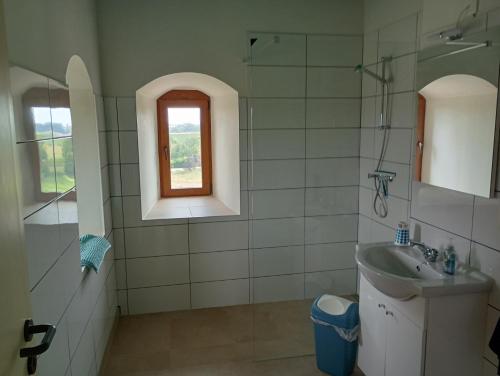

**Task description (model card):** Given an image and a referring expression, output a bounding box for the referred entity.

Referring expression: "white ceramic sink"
[356,242,492,300]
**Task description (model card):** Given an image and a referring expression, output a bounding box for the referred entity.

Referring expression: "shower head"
[354,64,387,84]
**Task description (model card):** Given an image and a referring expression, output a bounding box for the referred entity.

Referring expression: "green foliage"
[170,132,201,169]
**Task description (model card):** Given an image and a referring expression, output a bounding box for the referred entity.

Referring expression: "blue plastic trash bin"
[311,295,359,376]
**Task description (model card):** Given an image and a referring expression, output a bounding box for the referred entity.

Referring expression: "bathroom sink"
[355,242,492,300]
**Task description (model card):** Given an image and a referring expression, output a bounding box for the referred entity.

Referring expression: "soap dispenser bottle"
[443,245,457,275]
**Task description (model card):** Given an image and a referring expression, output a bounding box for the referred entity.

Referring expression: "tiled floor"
[102,299,364,375]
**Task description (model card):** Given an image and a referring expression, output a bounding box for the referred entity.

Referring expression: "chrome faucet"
[410,241,439,263]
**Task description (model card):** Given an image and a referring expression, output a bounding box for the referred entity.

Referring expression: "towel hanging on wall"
[80,234,111,272]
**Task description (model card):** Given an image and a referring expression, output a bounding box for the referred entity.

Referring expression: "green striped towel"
[80,234,111,272]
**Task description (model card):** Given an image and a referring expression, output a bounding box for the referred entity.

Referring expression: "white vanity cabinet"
[358,275,488,376]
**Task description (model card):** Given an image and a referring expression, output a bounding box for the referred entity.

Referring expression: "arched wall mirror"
[416,27,500,198]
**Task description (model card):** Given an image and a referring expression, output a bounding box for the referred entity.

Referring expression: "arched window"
[157,90,212,197]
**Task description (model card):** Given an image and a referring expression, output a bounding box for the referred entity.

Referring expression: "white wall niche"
[66,55,105,236]
[136,72,240,220]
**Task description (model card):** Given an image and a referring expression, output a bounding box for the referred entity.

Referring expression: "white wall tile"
[250,189,304,219]
[359,158,374,188]
[411,182,474,238]
[252,274,304,303]
[113,228,125,259]
[117,97,137,131]
[250,246,304,277]
[103,97,118,131]
[118,290,128,315]
[249,98,305,129]
[370,220,395,242]
[118,131,139,163]
[359,186,373,218]
[251,217,304,248]
[31,240,81,325]
[189,221,248,252]
[374,128,412,164]
[240,161,248,190]
[307,67,361,97]
[99,132,109,168]
[240,130,248,161]
[191,279,250,308]
[361,96,377,127]
[127,284,190,314]
[305,215,358,244]
[306,129,359,158]
[306,98,360,128]
[385,53,416,93]
[472,197,500,251]
[250,129,305,159]
[410,219,471,263]
[249,33,306,66]
[106,131,120,164]
[305,269,357,298]
[471,243,500,309]
[306,158,359,187]
[363,31,379,65]
[385,91,416,128]
[126,255,189,288]
[239,97,248,129]
[70,323,96,376]
[251,159,305,189]
[307,35,362,66]
[115,259,127,290]
[249,66,305,97]
[24,202,60,289]
[124,225,188,257]
[36,315,70,376]
[111,196,123,228]
[305,186,358,216]
[190,250,249,282]
[358,215,373,243]
[378,14,418,58]
[360,128,374,158]
[305,242,357,272]
[120,163,140,195]
[374,195,409,229]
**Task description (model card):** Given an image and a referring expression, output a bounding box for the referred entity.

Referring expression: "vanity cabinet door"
[358,280,387,376]
[385,306,424,376]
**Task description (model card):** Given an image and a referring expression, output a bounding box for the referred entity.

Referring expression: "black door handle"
[19,319,56,375]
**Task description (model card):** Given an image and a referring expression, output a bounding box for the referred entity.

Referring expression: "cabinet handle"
[385,310,394,317]
[378,303,386,309]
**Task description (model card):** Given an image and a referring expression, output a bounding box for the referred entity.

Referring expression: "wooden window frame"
[157,90,212,198]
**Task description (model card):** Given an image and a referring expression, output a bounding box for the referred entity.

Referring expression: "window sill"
[143,196,239,220]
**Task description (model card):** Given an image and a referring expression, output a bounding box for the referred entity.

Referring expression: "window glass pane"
[32,107,52,139]
[51,107,72,137]
[167,107,202,189]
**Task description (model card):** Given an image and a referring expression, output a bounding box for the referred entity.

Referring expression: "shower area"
[244,31,362,360]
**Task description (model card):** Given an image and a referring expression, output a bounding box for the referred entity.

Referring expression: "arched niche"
[136,72,240,219]
[66,55,104,235]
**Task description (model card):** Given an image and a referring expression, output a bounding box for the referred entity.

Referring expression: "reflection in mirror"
[416,28,500,198]
[417,75,497,197]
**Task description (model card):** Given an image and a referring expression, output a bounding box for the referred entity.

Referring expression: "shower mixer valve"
[368,171,396,198]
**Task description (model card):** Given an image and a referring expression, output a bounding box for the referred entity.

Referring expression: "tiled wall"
[359,2,500,374]
[107,32,362,314]
[12,67,117,376]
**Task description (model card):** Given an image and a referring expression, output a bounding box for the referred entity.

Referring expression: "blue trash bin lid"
[311,294,359,330]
